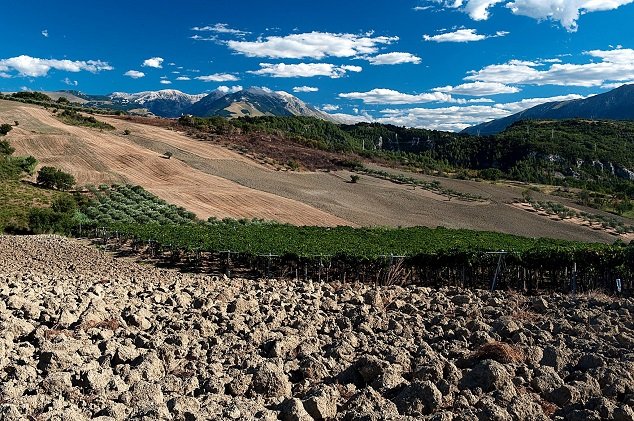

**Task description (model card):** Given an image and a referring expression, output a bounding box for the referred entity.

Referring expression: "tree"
[51,195,77,213]
[14,156,37,175]
[0,140,15,156]
[0,124,12,136]
[36,166,75,190]
[56,97,70,104]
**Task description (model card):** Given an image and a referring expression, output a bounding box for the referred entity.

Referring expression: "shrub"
[163,151,173,159]
[36,166,75,190]
[28,207,75,234]
[480,168,503,181]
[0,139,15,156]
[51,195,77,213]
[350,174,360,183]
[0,124,12,136]
[123,129,131,135]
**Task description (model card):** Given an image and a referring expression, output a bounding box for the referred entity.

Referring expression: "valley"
[0,99,625,242]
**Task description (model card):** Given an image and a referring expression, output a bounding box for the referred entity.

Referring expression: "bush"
[0,139,15,156]
[163,151,173,159]
[0,124,12,136]
[480,168,503,181]
[36,166,75,190]
[28,207,75,234]
[350,174,360,183]
[51,195,77,213]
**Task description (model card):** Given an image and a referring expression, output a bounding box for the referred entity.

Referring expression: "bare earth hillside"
[0,235,633,420]
[0,99,625,242]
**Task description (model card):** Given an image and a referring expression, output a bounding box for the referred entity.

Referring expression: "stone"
[393,380,443,416]
[460,360,513,392]
[340,388,400,421]
[280,398,313,421]
[303,386,339,419]
[251,364,291,398]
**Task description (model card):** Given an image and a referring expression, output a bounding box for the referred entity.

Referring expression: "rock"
[531,297,549,313]
[41,371,73,395]
[548,384,580,407]
[614,405,634,421]
[83,368,112,392]
[460,360,513,392]
[506,395,548,421]
[355,355,389,384]
[541,345,570,371]
[136,351,165,382]
[303,386,339,419]
[226,373,252,397]
[531,366,564,395]
[577,353,605,370]
[127,381,170,418]
[340,388,400,420]
[167,396,201,420]
[393,380,443,416]
[280,398,313,421]
[251,363,291,398]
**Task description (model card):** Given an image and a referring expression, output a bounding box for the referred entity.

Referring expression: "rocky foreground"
[0,235,633,420]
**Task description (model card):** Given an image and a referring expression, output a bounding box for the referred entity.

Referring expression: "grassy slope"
[0,180,62,230]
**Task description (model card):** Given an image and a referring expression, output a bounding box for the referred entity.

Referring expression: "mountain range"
[463,84,634,135]
[57,87,335,121]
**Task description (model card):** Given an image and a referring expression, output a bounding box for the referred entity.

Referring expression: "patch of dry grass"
[471,341,525,364]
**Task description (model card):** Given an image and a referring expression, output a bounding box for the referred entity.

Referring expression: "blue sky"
[2,0,634,130]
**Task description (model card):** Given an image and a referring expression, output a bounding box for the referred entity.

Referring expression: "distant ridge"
[463,84,634,135]
[59,87,337,121]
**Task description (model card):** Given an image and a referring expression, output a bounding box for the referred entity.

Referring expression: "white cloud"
[494,93,586,113]
[0,55,112,77]
[367,52,422,65]
[601,81,634,89]
[196,73,239,82]
[465,0,506,20]
[142,57,164,68]
[190,35,217,42]
[41,29,48,38]
[62,77,78,86]
[217,85,243,93]
[329,91,591,131]
[293,86,319,92]
[227,31,398,59]
[124,70,145,79]
[338,88,459,104]
[249,63,362,78]
[191,23,250,37]
[175,76,191,81]
[426,0,505,20]
[423,28,508,42]
[375,105,511,131]
[322,104,340,111]
[160,80,172,85]
[465,48,634,87]
[0,72,10,78]
[426,0,634,30]
[506,0,634,31]
[433,81,520,95]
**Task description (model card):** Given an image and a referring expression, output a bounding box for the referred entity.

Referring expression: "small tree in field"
[0,124,12,136]
[37,166,75,190]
